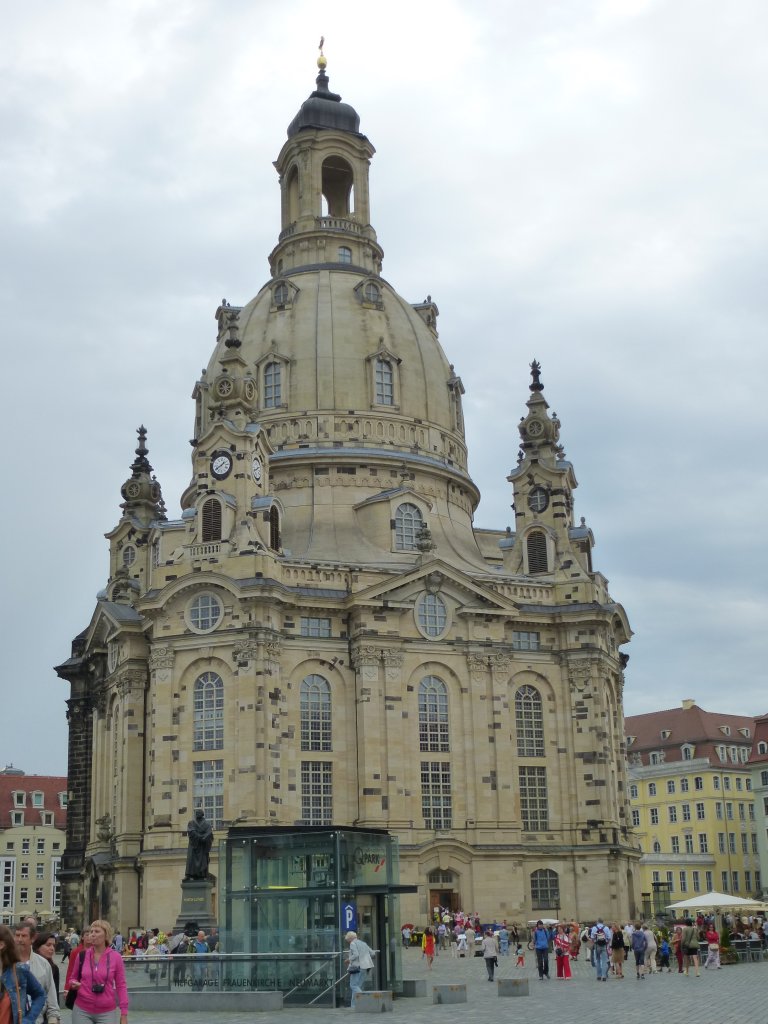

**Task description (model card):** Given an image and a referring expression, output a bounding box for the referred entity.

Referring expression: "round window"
[122,545,137,567]
[416,592,448,639]
[188,593,223,633]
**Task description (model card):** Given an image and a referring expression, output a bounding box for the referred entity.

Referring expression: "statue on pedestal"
[184,808,213,881]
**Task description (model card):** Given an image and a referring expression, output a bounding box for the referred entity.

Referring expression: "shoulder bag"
[65,951,87,1009]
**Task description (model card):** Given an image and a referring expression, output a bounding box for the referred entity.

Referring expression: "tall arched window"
[301,674,332,751]
[269,506,281,550]
[419,676,449,752]
[395,503,423,550]
[530,868,559,909]
[515,685,544,756]
[338,246,352,264]
[264,361,281,407]
[375,357,394,405]
[194,672,224,751]
[527,531,548,573]
[201,498,222,542]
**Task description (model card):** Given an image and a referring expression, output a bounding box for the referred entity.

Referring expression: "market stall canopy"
[666,891,768,912]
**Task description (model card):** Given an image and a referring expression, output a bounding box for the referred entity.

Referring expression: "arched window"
[375,357,394,405]
[338,246,352,264]
[530,868,559,909]
[653,840,661,853]
[201,498,222,542]
[273,282,289,306]
[759,742,768,755]
[419,676,449,752]
[416,592,447,638]
[264,361,281,407]
[395,503,423,550]
[527,531,548,574]
[194,672,224,751]
[363,282,380,303]
[269,506,281,550]
[515,686,544,756]
[300,675,332,751]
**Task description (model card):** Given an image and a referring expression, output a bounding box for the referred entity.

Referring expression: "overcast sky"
[3,0,767,777]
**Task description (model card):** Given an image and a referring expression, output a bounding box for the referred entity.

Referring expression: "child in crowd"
[659,937,671,972]
[515,943,525,967]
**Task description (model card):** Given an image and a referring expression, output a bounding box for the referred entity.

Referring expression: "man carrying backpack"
[590,918,612,981]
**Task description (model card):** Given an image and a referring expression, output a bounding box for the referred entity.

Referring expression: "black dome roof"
[287,67,361,138]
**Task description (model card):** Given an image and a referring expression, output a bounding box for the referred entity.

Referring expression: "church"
[56,53,639,932]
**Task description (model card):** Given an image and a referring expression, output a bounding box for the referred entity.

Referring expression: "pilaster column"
[147,645,175,829]
[380,648,404,826]
[351,644,383,825]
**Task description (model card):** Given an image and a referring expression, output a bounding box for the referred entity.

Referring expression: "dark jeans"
[485,957,495,980]
[535,948,549,978]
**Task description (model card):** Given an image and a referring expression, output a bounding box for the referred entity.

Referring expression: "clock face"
[528,486,549,513]
[526,419,544,437]
[210,451,233,480]
[251,454,263,483]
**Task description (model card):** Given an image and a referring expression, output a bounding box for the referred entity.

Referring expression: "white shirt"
[21,953,60,1024]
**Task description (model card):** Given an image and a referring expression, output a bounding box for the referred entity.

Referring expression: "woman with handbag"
[480,929,499,981]
[67,921,128,1024]
[0,925,47,1024]
[554,924,572,979]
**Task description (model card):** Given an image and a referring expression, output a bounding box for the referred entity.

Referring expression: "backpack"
[595,926,608,946]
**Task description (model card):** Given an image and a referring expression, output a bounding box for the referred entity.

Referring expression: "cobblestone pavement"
[110,949,766,1024]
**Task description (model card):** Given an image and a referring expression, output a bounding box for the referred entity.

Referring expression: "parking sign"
[342,901,357,932]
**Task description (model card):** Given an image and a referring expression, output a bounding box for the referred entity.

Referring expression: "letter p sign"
[342,902,357,933]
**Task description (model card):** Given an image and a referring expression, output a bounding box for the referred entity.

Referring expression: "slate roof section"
[624,701,756,767]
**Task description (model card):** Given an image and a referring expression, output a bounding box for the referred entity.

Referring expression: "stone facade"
[56,56,639,931]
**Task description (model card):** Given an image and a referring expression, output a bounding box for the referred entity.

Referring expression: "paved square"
[120,947,766,1024]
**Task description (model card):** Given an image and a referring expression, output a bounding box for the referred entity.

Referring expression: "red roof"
[624,702,755,767]
[747,714,768,766]
[0,771,68,830]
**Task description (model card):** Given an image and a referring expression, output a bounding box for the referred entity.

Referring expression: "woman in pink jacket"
[68,921,128,1024]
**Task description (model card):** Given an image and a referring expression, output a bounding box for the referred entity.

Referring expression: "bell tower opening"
[286,165,299,224]
[322,156,354,217]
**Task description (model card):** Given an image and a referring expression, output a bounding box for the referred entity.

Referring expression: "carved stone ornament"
[95,813,114,843]
[92,689,108,716]
[568,663,592,693]
[425,572,444,595]
[66,697,91,722]
[381,649,404,668]
[466,653,488,675]
[117,670,147,697]
[351,645,380,670]
[264,637,282,662]
[491,653,512,672]
[149,645,175,671]
[232,638,260,663]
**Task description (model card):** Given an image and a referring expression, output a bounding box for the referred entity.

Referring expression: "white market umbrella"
[666,891,768,913]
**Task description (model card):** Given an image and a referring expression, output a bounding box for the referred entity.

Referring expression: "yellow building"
[0,768,67,925]
[56,56,639,932]
[626,700,759,916]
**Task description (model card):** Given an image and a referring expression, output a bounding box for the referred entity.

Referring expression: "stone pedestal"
[432,984,467,1004]
[175,878,217,932]
[354,992,393,1013]
[498,978,529,996]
